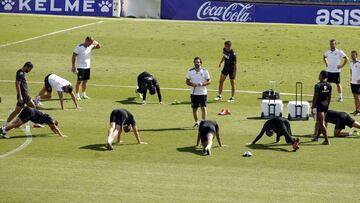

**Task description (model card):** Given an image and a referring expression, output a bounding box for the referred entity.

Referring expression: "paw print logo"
[98,1,112,13]
[1,0,15,11]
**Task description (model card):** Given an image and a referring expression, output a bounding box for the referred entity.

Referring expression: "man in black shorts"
[249,117,300,151]
[312,70,332,145]
[214,41,237,102]
[7,62,36,124]
[350,50,360,115]
[106,108,147,150]
[0,107,65,138]
[195,120,225,156]
[136,72,162,105]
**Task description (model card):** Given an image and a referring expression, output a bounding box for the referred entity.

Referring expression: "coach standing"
[72,36,101,100]
[350,50,360,115]
[323,39,348,102]
[186,57,211,128]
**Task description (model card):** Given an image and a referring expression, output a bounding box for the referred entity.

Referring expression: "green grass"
[0,14,360,202]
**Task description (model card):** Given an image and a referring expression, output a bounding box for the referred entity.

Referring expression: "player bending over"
[0,107,65,138]
[250,117,300,151]
[313,110,360,140]
[136,72,162,105]
[106,109,147,150]
[35,73,78,110]
[196,120,225,156]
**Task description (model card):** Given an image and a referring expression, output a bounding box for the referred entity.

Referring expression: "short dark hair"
[320,70,328,79]
[23,61,33,69]
[63,85,73,93]
[224,41,232,46]
[330,39,336,43]
[193,56,202,63]
[351,50,358,55]
[85,36,94,41]
[149,85,156,95]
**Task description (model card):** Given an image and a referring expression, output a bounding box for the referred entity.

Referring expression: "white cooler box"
[261,100,283,119]
[287,101,310,120]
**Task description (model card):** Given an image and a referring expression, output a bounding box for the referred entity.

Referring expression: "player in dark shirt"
[250,117,300,151]
[214,41,237,102]
[0,107,65,138]
[312,110,360,140]
[136,72,162,105]
[195,120,225,155]
[7,62,36,124]
[312,70,332,145]
[106,109,147,150]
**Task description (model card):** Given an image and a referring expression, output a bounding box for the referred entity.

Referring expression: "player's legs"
[215,74,227,101]
[333,129,349,137]
[106,122,119,150]
[352,121,360,129]
[336,83,343,101]
[201,107,207,121]
[7,105,23,123]
[2,118,24,133]
[75,80,82,99]
[192,108,199,125]
[230,79,236,98]
[37,86,51,99]
[318,112,329,144]
[203,133,214,155]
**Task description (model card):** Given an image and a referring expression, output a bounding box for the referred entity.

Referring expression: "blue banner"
[161,0,360,26]
[0,0,114,17]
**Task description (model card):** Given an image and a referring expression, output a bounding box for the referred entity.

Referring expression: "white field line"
[0,21,105,48]
[0,79,316,97]
[0,127,32,158]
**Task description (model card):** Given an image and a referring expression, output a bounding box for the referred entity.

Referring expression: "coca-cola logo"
[197,1,253,22]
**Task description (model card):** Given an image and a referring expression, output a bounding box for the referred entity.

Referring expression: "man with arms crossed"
[1,107,65,138]
[7,62,36,124]
[350,50,360,115]
[186,57,211,129]
[323,39,348,102]
[214,41,237,102]
[196,120,225,156]
[72,36,101,100]
[106,108,147,150]
[35,73,78,110]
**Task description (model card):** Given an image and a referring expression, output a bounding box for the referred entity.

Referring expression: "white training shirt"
[351,60,360,84]
[324,48,348,73]
[186,67,210,95]
[48,74,71,92]
[74,43,95,69]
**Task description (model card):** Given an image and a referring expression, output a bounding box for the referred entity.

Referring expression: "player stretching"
[196,120,225,156]
[249,117,300,151]
[35,73,78,110]
[136,72,162,105]
[214,41,237,102]
[312,70,332,145]
[0,107,65,138]
[106,109,147,150]
[7,62,36,124]
[323,39,348,102]
[72,36,101,100]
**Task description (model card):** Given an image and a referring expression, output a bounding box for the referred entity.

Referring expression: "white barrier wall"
[122,0,160,18]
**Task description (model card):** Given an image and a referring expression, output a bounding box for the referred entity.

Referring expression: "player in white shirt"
[35,74,78,110]
[72,36,101,100]
[350,50,360,116]
[323,39,348,102]
[186,57,211,128]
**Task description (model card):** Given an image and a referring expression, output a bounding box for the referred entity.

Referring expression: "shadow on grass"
[176,146,203,156]
[79,142,139,151]
[37,107,63,110]
[140,127,194,132]
[246,116,264,120]
[9,133,53,139]
[246,144,292,152]
[116,97,141,105]
[170,101,215,106]
[40,98,71,102]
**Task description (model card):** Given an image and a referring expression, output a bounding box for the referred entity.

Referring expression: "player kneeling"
[196,120,225,156]
[106,109,147,150]
[0,107,65,138]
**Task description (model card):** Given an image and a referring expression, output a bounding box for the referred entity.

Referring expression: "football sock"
[2,127,7,134]
[76,93,80,98]
[107,134,114,144]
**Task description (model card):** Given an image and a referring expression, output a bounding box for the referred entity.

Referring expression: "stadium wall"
[161,0,360,26]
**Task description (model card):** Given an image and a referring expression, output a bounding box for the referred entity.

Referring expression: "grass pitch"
[0,14,360,202]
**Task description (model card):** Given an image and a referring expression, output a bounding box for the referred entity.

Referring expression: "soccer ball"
[242,151,253,157]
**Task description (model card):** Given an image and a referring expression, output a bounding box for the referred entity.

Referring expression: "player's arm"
[49,124,66,137]
[201,79,211,87]
[92,40,101,49]
[311,86,319,109]
[72,53,77,73]
[339,56,348,69]
[186,79,197,87]
[323,55,328,67]
[155,84,162,103]
[252,126,266,144]
[215,131,223,147]
[218,56,225,68]
[116,128,122,143]
[132,126,146,144]
[57,91,65,110]
[69,92,78,108]
[15,80,23,103]
[196,131,201,146]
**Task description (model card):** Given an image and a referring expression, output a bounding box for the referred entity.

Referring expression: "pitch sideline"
[0,127,32,158]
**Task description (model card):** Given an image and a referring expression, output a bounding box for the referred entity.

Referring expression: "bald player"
[195,120,225,156]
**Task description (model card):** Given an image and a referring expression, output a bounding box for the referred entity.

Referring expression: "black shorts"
[221,68,235,79]
[316,101,329,113]
[44,74,52,92]
[110,111,124,126]
[327,72,340,84]
[77,69,90,81]
[191,95,207,108]
[18,107,34,123]
[199,127,216,143]
[335,113,355,130]
[16,93,32,107]
[351,84,360,94]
